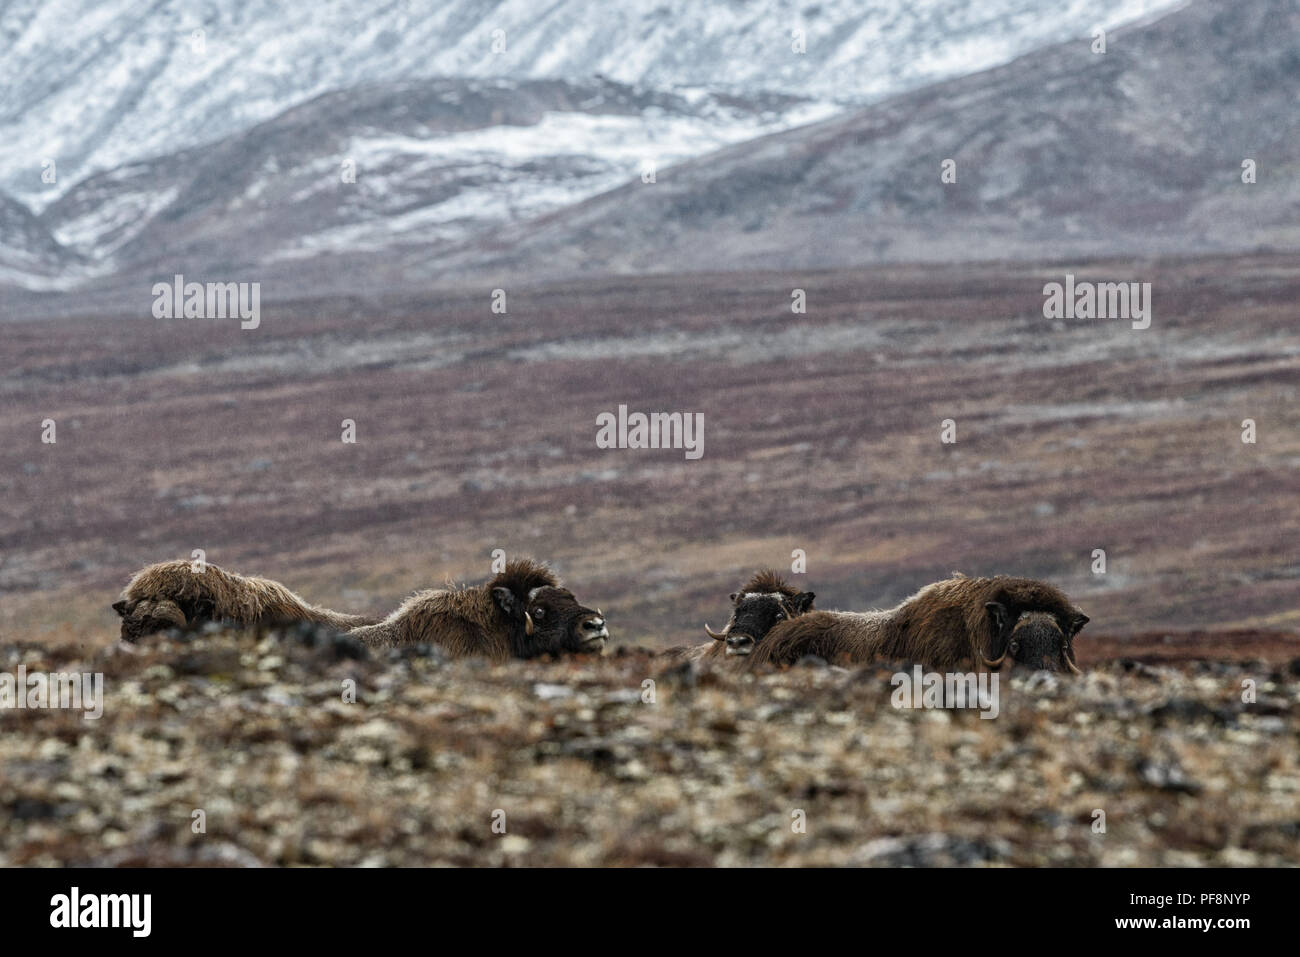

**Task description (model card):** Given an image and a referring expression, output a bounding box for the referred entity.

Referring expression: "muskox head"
[706,588,816,657]
[493,585,609,657]
[112,596,215,642]
[982,603,1089,674]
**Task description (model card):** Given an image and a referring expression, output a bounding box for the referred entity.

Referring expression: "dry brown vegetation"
[2,255,1298,653]
[1,623,1297,866]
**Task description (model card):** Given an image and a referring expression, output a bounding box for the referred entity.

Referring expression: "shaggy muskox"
[113,560,379,641]
[743,574,1089,673]
[664,569,816,662]
[347,558,609,660]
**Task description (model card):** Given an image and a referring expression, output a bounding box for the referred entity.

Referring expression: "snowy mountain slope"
[26,77,831,288]
[0,0,1179,210]
[432,0,1300,280]
[0,191,77,287]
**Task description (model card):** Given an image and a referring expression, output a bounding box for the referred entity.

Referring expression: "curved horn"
[524,611,534,636]
[704,622,730,640]
[981,651,1007,670]
[1062,647,1083,675]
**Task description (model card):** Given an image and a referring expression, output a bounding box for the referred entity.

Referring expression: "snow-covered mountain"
[446,0,1300,279]
[1,0,1178,207]
[0,0,1189,302]
[29,77,833,290]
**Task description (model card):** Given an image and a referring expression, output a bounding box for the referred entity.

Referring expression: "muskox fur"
[113,560,379,641]
[664,569,816,663]
[743,573,1088,673]
[347,558,608,660]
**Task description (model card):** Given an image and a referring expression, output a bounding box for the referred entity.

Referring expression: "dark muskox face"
[707,589,816,657]
[984,603,1089,674]
[494,585,608,656]
[529,585,609,654]
[113,596,217,642]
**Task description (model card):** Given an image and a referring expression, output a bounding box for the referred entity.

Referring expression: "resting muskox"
[113,560,379,641]
[743,574,1089,673]
[347,558,609,660]
[663,569,816,662]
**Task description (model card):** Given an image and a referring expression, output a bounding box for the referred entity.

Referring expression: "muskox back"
[745,574,1088,673]
[350,585,505,654]
[112,560,378,641]
[348,558,609,660]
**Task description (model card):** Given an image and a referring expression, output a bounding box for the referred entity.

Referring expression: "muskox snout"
[580,614,608,643]
[725,633,755,656]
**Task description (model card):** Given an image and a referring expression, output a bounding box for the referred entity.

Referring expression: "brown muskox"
[663,569,816,662]
[744,574,1089,673]
[347,558,608,660]
[113,560,379,641]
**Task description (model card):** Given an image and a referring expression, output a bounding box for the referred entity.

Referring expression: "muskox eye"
[1009,639,1020,654]
[532,608,545,620]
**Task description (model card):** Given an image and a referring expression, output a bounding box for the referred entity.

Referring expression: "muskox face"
[495,585,608,656]
[113,597,186,641]
[529,585,609,654]
[113,596,217,642]
[984,603,1088,673]
[707,589,816,656]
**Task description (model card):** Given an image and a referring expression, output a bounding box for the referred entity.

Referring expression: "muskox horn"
[704,622,730,641]
[1063,648,1083,675]
[981,651,1007,670]
[524,612,534,636]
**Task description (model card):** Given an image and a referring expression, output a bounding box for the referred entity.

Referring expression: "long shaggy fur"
[114,560,378,640]
[348,559,560,660]
[744,574,1081,670]
[737,569,801,597]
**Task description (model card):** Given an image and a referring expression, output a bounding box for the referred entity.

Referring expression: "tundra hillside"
[2,257,1297,650]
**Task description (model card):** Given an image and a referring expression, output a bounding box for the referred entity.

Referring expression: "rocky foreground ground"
[1,626,1297,866]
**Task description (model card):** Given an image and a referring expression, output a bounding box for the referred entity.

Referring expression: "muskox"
[663,569,816,662]
[743,573,1089,673]
[347,558,609,660]
[113,560,379,641]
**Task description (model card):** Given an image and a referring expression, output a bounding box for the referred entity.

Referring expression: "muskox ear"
[1069,612,1090,637]
[984,601,1009,633]
[791,591,815,613]
[112,599,131,618]
[492,586,524,619]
